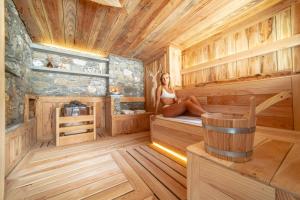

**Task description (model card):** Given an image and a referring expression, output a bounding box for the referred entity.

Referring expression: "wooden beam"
[89,0,122,8]
[0,0,5,198]
[181,34,300,74]
[120,97,145,103]
[292,75,300,130]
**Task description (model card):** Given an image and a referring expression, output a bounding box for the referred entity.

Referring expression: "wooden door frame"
[0,0,5,198]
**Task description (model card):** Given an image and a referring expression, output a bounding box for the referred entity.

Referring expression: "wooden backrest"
[176,75,300,130]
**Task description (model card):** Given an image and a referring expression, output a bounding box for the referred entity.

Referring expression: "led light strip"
[152,142,187,162]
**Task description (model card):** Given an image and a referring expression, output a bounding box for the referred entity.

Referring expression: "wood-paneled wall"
[144,45,182,112]
[182,1,300,87]
[177,75,300,130]
[5,119,37,176]
[36,96,106,141]
[144,50,168,112]
[0,0,5,196]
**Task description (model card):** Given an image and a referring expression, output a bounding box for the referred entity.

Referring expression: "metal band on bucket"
[204,144,253,158]
[203,123,256,134]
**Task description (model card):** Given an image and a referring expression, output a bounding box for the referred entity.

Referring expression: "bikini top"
[161,88,176,99]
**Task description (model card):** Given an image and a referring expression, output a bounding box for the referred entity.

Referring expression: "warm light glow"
[40,43,107,57]
[153,142,187,162]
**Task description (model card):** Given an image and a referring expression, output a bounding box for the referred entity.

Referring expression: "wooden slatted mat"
[122,145,187,200]
[5,132,153,200]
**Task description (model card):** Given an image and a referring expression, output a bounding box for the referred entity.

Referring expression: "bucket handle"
[245,91,292,126]
[255,91,292,115]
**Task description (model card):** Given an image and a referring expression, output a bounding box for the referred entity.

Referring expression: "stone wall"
[4,0,145,127]
[5,0,32,127]
[30,51,108,96]
[109,55,145,111]
[109,55,144,97]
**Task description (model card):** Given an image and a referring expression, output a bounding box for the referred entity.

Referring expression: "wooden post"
[0,0,5,198]
[292,2,300,72]
[292,75,300,130]
[93,104,97,140]
[56,108,60,146]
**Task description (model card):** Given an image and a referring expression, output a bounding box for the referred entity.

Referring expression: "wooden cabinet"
[187,139,300,200]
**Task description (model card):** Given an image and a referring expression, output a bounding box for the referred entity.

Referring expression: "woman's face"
[161,74,170,86]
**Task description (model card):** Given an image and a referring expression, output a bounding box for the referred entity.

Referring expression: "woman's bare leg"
[161,103,186,117]
[188,96,201,106]
[184,100,206,116]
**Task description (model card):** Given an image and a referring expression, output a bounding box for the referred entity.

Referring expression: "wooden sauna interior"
[1,0,300,199]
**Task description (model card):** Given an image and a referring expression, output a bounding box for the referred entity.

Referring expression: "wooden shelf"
[30,43,108,62]
[30,66,110,78]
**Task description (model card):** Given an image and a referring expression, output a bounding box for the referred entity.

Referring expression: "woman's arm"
[155,86,162,115]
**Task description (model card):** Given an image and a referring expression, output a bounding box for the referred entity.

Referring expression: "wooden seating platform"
[187,135,300,199]
[151,115,204,155]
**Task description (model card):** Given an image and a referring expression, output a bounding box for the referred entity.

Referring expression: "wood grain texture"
[13,0,282,60]
[151,117,204,155]
[187,138,300,200]
[5,119,37,176]
[63,0,77,47]
[292,2,300,72]
[36,96,105,141]
[271,144,300,198]
[188,146,276,200]
[0,0,5,197]
[292,75,300,130]
[5,132,152,200]
[178,75,298,130]
[41,0,65,45]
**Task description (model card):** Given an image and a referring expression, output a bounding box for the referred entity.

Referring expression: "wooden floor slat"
[85,182,134,200]
[119,151,179,200]
[135,147,186,187]
[13,158,114,191]
[7,154,113,190]
[47,173,129,200]
[127,148,187,200]
[6,132,188,200]
[140,145,186,177]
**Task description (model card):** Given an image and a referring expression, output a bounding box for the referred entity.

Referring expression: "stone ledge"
[30,66,110,78]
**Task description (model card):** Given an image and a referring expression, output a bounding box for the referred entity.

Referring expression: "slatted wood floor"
[5,132,187,200]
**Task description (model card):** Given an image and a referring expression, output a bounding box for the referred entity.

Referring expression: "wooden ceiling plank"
[122,0,183,56]
[175,0,283,48]
[111,0,170,55]
[135,0,262,60]
[182,0,291,53]
[29,0,52,43]
[75,0,99,49]
[63,0,77,47]
[92,7,122,51]
[41,0,65,45]
[12,0,45,43]
[89,0,122,8]
[87,6,108,49]
[139,0,247,59]
[101,0,141,51]
[129,0,216,58]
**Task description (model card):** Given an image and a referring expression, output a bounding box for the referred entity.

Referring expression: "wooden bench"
[187,137,300,199]
[150,75,300,155]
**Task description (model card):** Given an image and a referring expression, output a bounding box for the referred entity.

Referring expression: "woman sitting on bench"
[155,72,206,117]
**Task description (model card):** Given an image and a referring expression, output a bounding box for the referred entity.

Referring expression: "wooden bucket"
[202,112,255,162]
[202,91,292,162]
